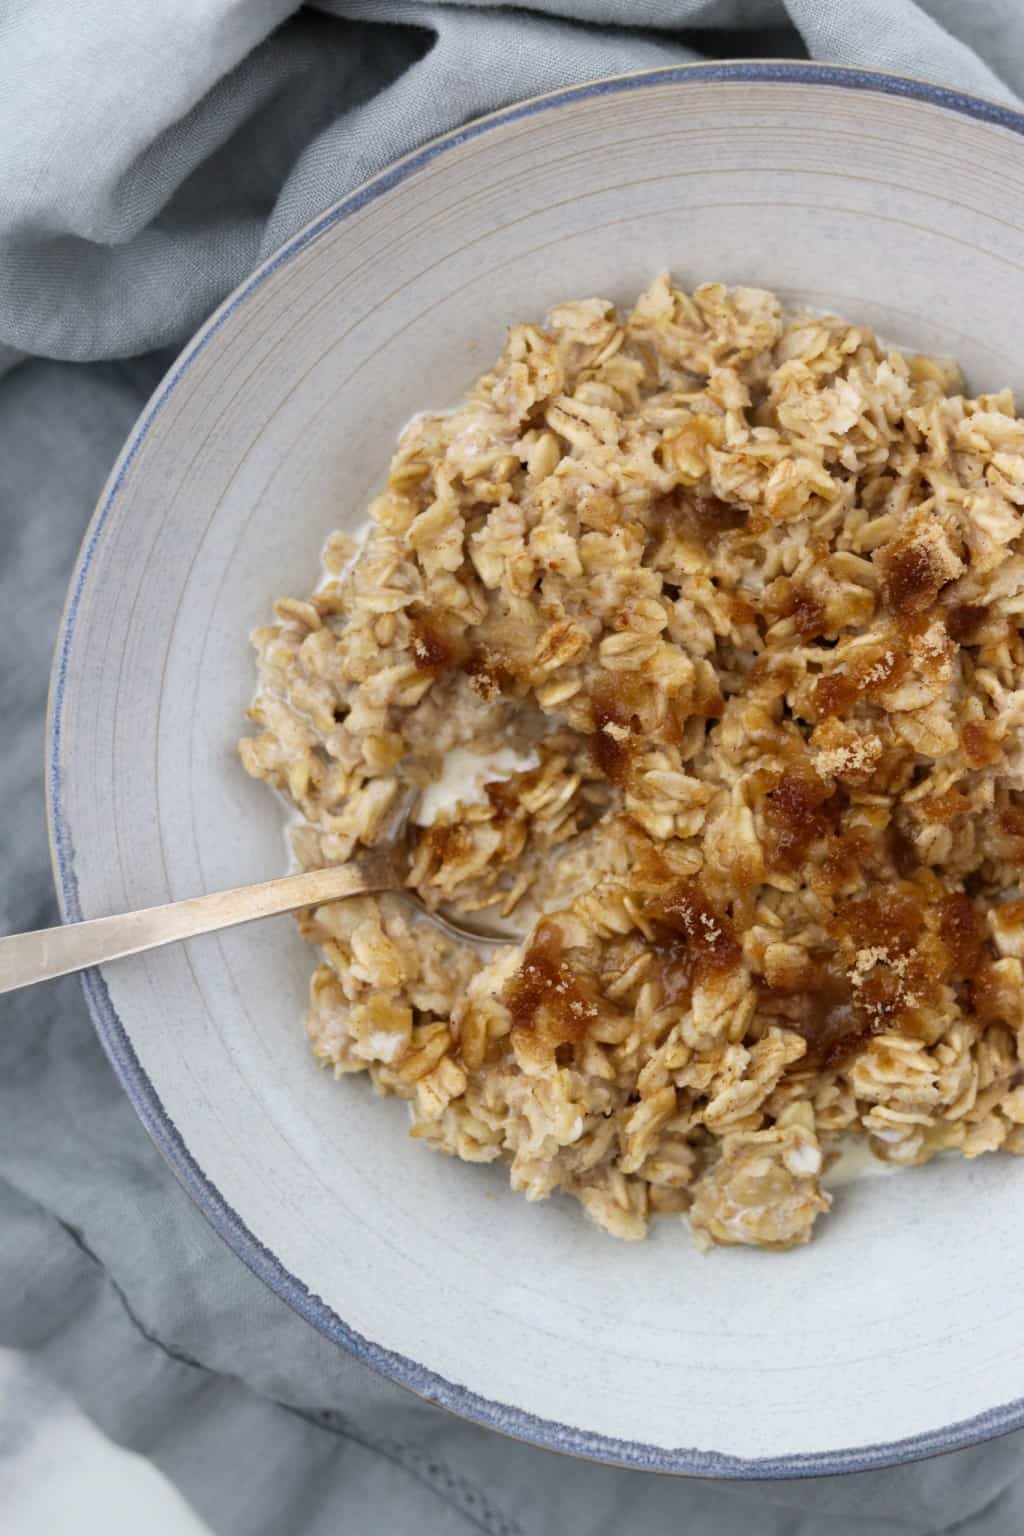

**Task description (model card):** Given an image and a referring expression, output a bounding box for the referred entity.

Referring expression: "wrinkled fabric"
[3,3,1024,1532]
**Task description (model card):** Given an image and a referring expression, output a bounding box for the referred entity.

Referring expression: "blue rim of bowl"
[47,60,1024,1478]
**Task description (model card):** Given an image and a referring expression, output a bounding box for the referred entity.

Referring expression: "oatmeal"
[240,277,1024,1250]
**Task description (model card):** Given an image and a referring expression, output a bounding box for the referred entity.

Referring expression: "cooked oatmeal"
[240,277,1024,1250]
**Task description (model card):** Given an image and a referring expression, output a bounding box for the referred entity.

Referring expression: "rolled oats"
[241,277,1024,1249]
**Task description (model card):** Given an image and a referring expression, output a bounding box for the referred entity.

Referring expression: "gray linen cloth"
[3,4,1024,1532]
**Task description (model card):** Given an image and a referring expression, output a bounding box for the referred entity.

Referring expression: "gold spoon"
[0,794,519,996]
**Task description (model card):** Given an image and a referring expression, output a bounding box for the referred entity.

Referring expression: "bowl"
[48,61,1024,1476]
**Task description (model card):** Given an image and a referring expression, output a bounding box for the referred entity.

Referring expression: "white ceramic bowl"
[49,62,1024,1476]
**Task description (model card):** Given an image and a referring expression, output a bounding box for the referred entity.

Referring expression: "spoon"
[0,798,519,996]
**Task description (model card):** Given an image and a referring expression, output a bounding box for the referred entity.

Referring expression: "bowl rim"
[46,59,1024,1479]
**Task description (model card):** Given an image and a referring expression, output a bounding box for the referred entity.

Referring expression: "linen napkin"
[4,4,1024,1531]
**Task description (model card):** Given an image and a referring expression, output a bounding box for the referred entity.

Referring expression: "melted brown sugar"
[587,671,719,789]
[813,645,906,720]
[1000,805,1024,840]
[761,577,827,640]
[883,539,956,618]
[409,608,468,671]
[589,678,645,787]
[938,891,986,980]
[961,719,1002,769]
[504,920,600,1054]
[763,761,844,870]
[657,488,748,547]
[762,883,997,1071]
[640,876,742,1008]
[945,603,988,644]
[769,966,868,1073]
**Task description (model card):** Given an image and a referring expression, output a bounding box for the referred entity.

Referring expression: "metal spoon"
[0,798,519,996]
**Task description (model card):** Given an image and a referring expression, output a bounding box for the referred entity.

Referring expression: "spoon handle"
[0,853,404,996]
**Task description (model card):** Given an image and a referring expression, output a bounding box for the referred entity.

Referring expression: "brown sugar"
[770,968,871,1072]
[410,608,466,670]
[658,487,748,547]
[504,920,600,1053]
[813,646,904,719]
[645,878,741,998]
[938,891,986,980]
[882,537,958,618]
[945,603,988,644]
[763,762,843,869]
[961,720,1002,769]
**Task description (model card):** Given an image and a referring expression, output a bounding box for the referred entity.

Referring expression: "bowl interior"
[51,67,1024,1473]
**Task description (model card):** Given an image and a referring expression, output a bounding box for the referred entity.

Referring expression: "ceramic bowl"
[48,62,1024,1476]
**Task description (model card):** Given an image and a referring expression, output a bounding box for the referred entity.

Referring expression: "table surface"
[0,1348,209,1534]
